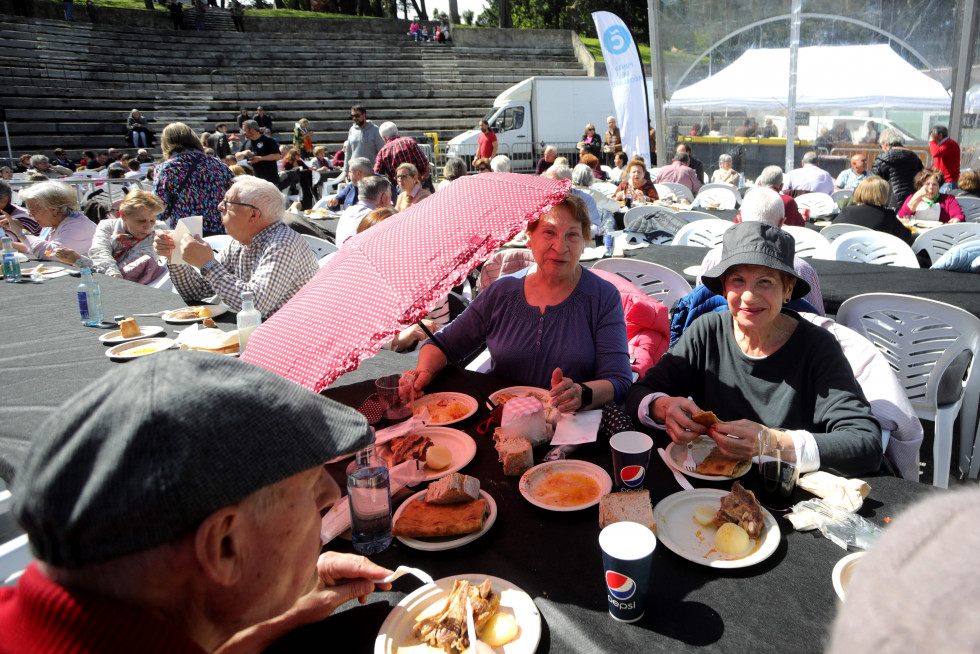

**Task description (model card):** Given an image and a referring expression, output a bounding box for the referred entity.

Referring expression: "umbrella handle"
[416,320,497,413]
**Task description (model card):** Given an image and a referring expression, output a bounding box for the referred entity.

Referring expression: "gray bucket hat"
[13,351,373,568]
[701,221,810,300]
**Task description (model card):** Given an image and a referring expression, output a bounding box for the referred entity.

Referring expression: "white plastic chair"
[147,269,177,294]
[911,222,980,265]
[693,183,742,210]
[591,258,693,309]
[300,234,338,259]
[0,490,32,587]
[592,182,618,199]
[781,225,830,258]
[795,192,839,218]
[817,230,920,268]
[955,196,980,222]
[654,182,695,204]
[203,235,232,252]
[837,293,980,487]
[676,210,718,222]
[819,222,872,243]
[670,218,733,248]
[831,189,854,203]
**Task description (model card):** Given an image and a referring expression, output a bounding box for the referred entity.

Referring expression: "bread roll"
[496,438,533,477]
[117,317,140,339]
[599,491,657,533]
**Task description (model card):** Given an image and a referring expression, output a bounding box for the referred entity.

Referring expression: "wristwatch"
[578,383,593,408]
[200,259,219,274]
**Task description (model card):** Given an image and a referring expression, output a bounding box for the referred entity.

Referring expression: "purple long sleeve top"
[21,212,97,261]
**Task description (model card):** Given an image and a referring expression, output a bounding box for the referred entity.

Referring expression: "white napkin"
[798,471,870,512]
[550,409,602,445]
[320,460,426,545]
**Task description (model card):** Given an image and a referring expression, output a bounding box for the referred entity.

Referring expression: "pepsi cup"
[609,431,653,492]
[599,521,657,622]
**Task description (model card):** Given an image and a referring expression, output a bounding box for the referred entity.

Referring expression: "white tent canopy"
[668,44,951,111]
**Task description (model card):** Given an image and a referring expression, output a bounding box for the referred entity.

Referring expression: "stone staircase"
[0,14,588,162]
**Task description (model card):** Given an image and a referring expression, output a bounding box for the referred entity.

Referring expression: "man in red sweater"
[0,353,392,654]
[929,125,960,193]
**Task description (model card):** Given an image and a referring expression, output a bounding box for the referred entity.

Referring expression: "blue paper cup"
[599,521,657,622]
[609,431,653,491]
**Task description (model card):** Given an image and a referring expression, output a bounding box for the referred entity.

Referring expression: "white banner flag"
[591,11,650,165]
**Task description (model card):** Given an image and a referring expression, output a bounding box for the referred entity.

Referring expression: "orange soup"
[532,472,600,507]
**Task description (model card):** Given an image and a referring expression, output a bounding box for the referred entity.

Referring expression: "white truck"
[446,76,652,170]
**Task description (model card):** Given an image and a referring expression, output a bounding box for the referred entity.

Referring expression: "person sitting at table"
[613,158,659,204]
[627,220,882,476]
[0,166,14,180]
[951,170,980,199]
[545,164,602,236]
[0,180,96,261]
[27,154,73,179]
[571,163,618,223]
[655,151,703,194]
[490,155,512,173]
[335,175,393,246]
[897,167,964,224]
[394,162,431,212]
[310,146,335,172]
[579,153,607,181]
[754,165,805,226]
[710,153,741,186]
[48,190,169,283]
[472,158,491,173]
[609,151,629,182]
[323,157,372,211]
[153,176,318,318]
[833,175,914,245]
[439,157,467,191]
[0,352,393,653]
[407,194,632,412]
[697,187,824,315]
[0,180,39,238]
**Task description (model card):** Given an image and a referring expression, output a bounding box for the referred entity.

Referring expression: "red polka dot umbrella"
[241,174,571,392]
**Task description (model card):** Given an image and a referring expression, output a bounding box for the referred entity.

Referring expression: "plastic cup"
[599,521,657,622]
[756,427,799,512]
[609,431,653,492]
[375,373,414,422]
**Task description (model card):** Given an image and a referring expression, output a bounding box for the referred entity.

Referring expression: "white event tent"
[668,44,951,111]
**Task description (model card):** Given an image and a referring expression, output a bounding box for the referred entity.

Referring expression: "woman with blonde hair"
[394,162,431,211]
[153,122,235,235]
[833,175,914,245]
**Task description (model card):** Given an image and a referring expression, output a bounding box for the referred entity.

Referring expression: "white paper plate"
[105,337,176,360]
[413,392,478,426]
[100,325,166,343]
[21,264,64,276]
[392,489,497,551]
[832,551,867,602]
[162,304,228,324]
[653,488,780,568]
[518,460,612,512]
[665,437,751,482]
[374,574,541,654]
[380,426,477,482]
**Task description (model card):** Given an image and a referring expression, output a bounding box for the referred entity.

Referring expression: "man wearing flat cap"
[0,352,392,653]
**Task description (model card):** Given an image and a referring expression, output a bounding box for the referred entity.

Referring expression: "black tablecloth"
[266,366,934,654]
[625,244,980,319]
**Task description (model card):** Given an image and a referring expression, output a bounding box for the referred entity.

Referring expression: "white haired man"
[325,157,372,211]
[536,145,558,175]
[695,187,824,314]
[490,154,511,173]
[153,176,318,318]
[335,174,393,246]
[374,121,430,187]
[28,154,73,179]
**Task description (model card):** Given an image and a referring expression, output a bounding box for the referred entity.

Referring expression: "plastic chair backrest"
[300,234,338,258]
[911,222,980,265]
[0,535,32,587]
[203,234,233,253]
[670,218,733,248]
[592,182,618,199]
[654,182,695,203]
[819,222,872,243]
[831,189,854,203]
[591,258,693,308]
[782,225,830,258]
[676,210,718,222]
[955,196,980,222]
[694,183,742,209]
[818,230,920,268]
[795,192,839,218]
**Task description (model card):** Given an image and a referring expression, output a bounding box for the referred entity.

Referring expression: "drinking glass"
[756,427,799,512]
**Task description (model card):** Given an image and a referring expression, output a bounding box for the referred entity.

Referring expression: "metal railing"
[7,178,147,205]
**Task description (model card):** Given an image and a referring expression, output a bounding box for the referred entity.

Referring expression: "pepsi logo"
[605,571,636,600]
[620,465,645,487]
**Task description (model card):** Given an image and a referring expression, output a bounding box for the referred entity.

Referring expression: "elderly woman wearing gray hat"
[626,221,882,476]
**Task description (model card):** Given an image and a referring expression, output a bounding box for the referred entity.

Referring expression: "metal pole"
[784,0,802,174]
[2,122,11,162]
[949,0,978,143]
[647,0,668,163]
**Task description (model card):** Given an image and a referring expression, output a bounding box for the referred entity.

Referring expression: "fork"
[683,442,697,472]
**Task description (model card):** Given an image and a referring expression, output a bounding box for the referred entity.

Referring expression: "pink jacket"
[591,268,670,376]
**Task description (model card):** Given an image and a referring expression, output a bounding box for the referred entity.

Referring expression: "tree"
[407,0,427,20]
[462,8,474,24]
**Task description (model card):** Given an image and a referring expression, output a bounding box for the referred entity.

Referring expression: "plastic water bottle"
[346,445,392,555]
[236,291,262,351]
[1,237,20,283]
[76,268,103,326]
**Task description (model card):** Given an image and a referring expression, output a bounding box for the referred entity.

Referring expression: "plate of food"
[519,460,611,512]
[380,427,477,482]
[21,263,64,276]
[105,337,176,361]
[392,474,497,551]
[653,484,780,569]
[665,412,752,481]
[490,386,555,419]
[375,574,541,654]
[413,392,478,426]
[162,305,228,324]
[99,317,166,343]
[177,326,241,356]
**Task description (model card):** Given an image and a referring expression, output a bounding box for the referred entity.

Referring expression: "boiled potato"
[693,504,717,527]
[425,445,452,470]
[478,611,521,647]
[715,522,750,556]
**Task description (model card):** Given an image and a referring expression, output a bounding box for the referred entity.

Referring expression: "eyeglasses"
[395,174,414,180]
[476,166,489,172]
[350,113,362,119]
[218,199,258,212]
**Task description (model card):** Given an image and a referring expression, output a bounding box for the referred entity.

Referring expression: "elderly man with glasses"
[153,176,318,318]
[342,105,385,184]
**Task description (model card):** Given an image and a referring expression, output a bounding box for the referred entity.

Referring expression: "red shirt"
[374,136,429,183]
[930,137,960,183]
[477,130,497,159]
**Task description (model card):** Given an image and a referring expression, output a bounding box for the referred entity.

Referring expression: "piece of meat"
[412,579,500,653]
[389,433,433,465]
[713,481,764,539]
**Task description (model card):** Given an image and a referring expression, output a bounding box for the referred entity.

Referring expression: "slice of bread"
[599,490,657,534]
[496,438,533,477]
[118,317,140,339]
[425,472,480,504]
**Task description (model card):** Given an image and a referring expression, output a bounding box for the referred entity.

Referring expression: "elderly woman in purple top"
[407,193,632,413]
[0,181,96,261]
